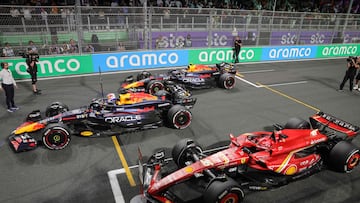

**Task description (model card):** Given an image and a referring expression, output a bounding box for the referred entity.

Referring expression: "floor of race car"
[1,59,360,203]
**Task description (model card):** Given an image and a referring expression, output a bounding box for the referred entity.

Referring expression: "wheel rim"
[173,111,191,129]
[44,129,69,149]
[220,193,239,203]
[347,152,360,171]
[149,83,164,94]
[224,77,235,89]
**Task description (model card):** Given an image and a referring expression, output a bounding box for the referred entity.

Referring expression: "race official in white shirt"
[0,62,19,112]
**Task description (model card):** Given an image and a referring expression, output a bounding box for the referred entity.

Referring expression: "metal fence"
[0,5,359,57]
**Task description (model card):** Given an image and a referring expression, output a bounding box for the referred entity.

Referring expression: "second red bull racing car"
[120,62,237,95]
[8,91,194,152]
[131,112,360,203]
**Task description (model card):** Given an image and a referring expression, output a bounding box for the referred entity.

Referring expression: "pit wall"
[2,43,359,80]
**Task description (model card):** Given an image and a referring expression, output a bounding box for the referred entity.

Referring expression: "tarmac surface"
[1,58,360,203]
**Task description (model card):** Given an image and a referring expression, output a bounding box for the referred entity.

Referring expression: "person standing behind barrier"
[0,62,19,112]
[233,36,242,63]
[339,56,359,92]
[351,57,360,91]
[26,56,41,95]
[185,34,192,48]
[27,41,38,54]
[2,43,15,57]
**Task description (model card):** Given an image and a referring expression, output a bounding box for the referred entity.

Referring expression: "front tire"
[172,138,202,168]
[137,71,152,81]
[284,117,311,129]
[167,105,192,129]
[45,102,69,117]
[204,178,244,203]
[328,141,360,173]
[42,123,71,150]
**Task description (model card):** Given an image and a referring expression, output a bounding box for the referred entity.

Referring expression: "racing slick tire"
[42,123,71,150]
[328,141,360,173]
[172,138,203,168]
[167,105,192,129]
[136,71,152,81]
[146,80,164,95]
[218,73,236,89]
[284,117,311,129]
[45,102,69,117]
[204,178,244,203]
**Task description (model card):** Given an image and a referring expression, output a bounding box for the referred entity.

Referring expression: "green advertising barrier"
[1,55,94,80]
[188,47,262,64]
[316,44,360,58]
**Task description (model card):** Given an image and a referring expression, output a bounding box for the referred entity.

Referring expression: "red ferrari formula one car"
[9,91,193,152]
[131,112,360,203]
[120,62,236,94]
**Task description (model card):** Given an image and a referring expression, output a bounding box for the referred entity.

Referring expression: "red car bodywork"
[133,112,360,203]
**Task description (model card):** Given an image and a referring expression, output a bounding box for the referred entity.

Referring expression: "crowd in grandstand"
[1,0,360,14]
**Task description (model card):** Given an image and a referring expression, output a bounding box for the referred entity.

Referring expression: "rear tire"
[328,141,360,173]
[146,80,164,95]
[136,71,152,81]
[172,138,202,168]
[167,105,192,129]
[45,102,69,117]
[204,178,244,203]
[218,73,236,89]
[284,117,311,129]
[42,123,71,150]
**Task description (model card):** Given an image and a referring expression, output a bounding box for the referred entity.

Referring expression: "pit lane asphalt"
[1,58,360,203]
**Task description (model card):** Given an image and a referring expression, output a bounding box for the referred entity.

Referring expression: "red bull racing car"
[169,62,236,89]
[131,112,360,203]
[9,91,194,152]
[120,62,236,94]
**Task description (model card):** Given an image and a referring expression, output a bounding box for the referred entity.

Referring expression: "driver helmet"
[137,71,152,81]
[107,93,117,103]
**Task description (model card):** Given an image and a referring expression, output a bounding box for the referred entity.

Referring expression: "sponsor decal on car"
[310,137,326,145]
[184,166,194,173]
[182,77,204,83]
[105,115,142,123]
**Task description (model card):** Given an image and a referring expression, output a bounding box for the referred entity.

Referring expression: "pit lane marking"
[112,136,136,186]
[266,81,308,87]
[235,74,261,88]
[240,69,275,74]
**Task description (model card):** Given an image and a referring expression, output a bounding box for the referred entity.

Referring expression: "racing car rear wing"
[310,112,359,138]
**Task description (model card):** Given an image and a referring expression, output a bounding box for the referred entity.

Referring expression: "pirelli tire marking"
[42,126,71,150]
[172,109,192,129]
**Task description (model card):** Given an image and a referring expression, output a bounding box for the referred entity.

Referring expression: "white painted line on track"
[235,75,261,88]
[266,81,308,87]
[235,75,308,88]
[240,69,275,74]
[108,169,126,203]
